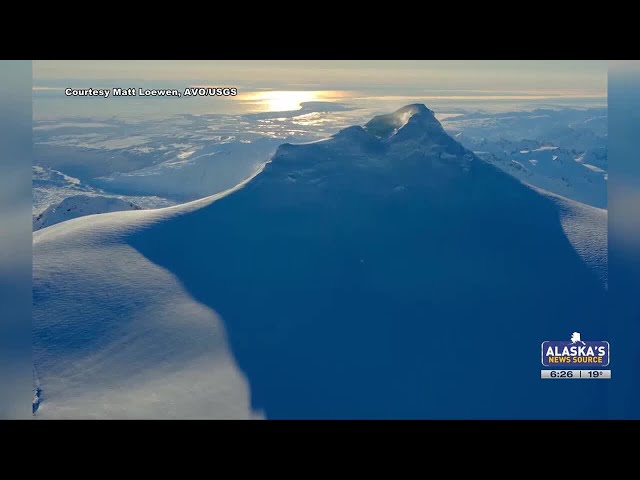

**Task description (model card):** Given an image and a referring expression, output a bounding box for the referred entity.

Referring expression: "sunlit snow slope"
[33,179,262,419]
[34,105,608,419]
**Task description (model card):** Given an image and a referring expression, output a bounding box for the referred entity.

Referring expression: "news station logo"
[541,332,609,368]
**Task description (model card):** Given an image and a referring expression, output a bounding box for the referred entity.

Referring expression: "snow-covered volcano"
[33,104,608,419]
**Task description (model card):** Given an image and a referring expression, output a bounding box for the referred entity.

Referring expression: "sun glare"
[240,90,345,112]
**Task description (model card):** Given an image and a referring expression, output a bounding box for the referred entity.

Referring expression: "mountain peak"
[399,103,433,115]
[266,104,467,178]
[364,104,440,140]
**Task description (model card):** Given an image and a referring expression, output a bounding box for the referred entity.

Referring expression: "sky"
[32,61,608,119]
[34,60,607,93]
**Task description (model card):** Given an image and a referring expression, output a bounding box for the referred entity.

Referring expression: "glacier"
[33,104,608,419]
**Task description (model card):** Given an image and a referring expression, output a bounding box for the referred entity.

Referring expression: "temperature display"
[541,370,611,379]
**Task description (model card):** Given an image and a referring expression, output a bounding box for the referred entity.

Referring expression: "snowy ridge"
[531,186,607,287]
[33,195,142,231]
[93,139,280,201]
[34,166,263,246]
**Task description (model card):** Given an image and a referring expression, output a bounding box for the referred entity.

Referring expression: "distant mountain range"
[444,108,607,208]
